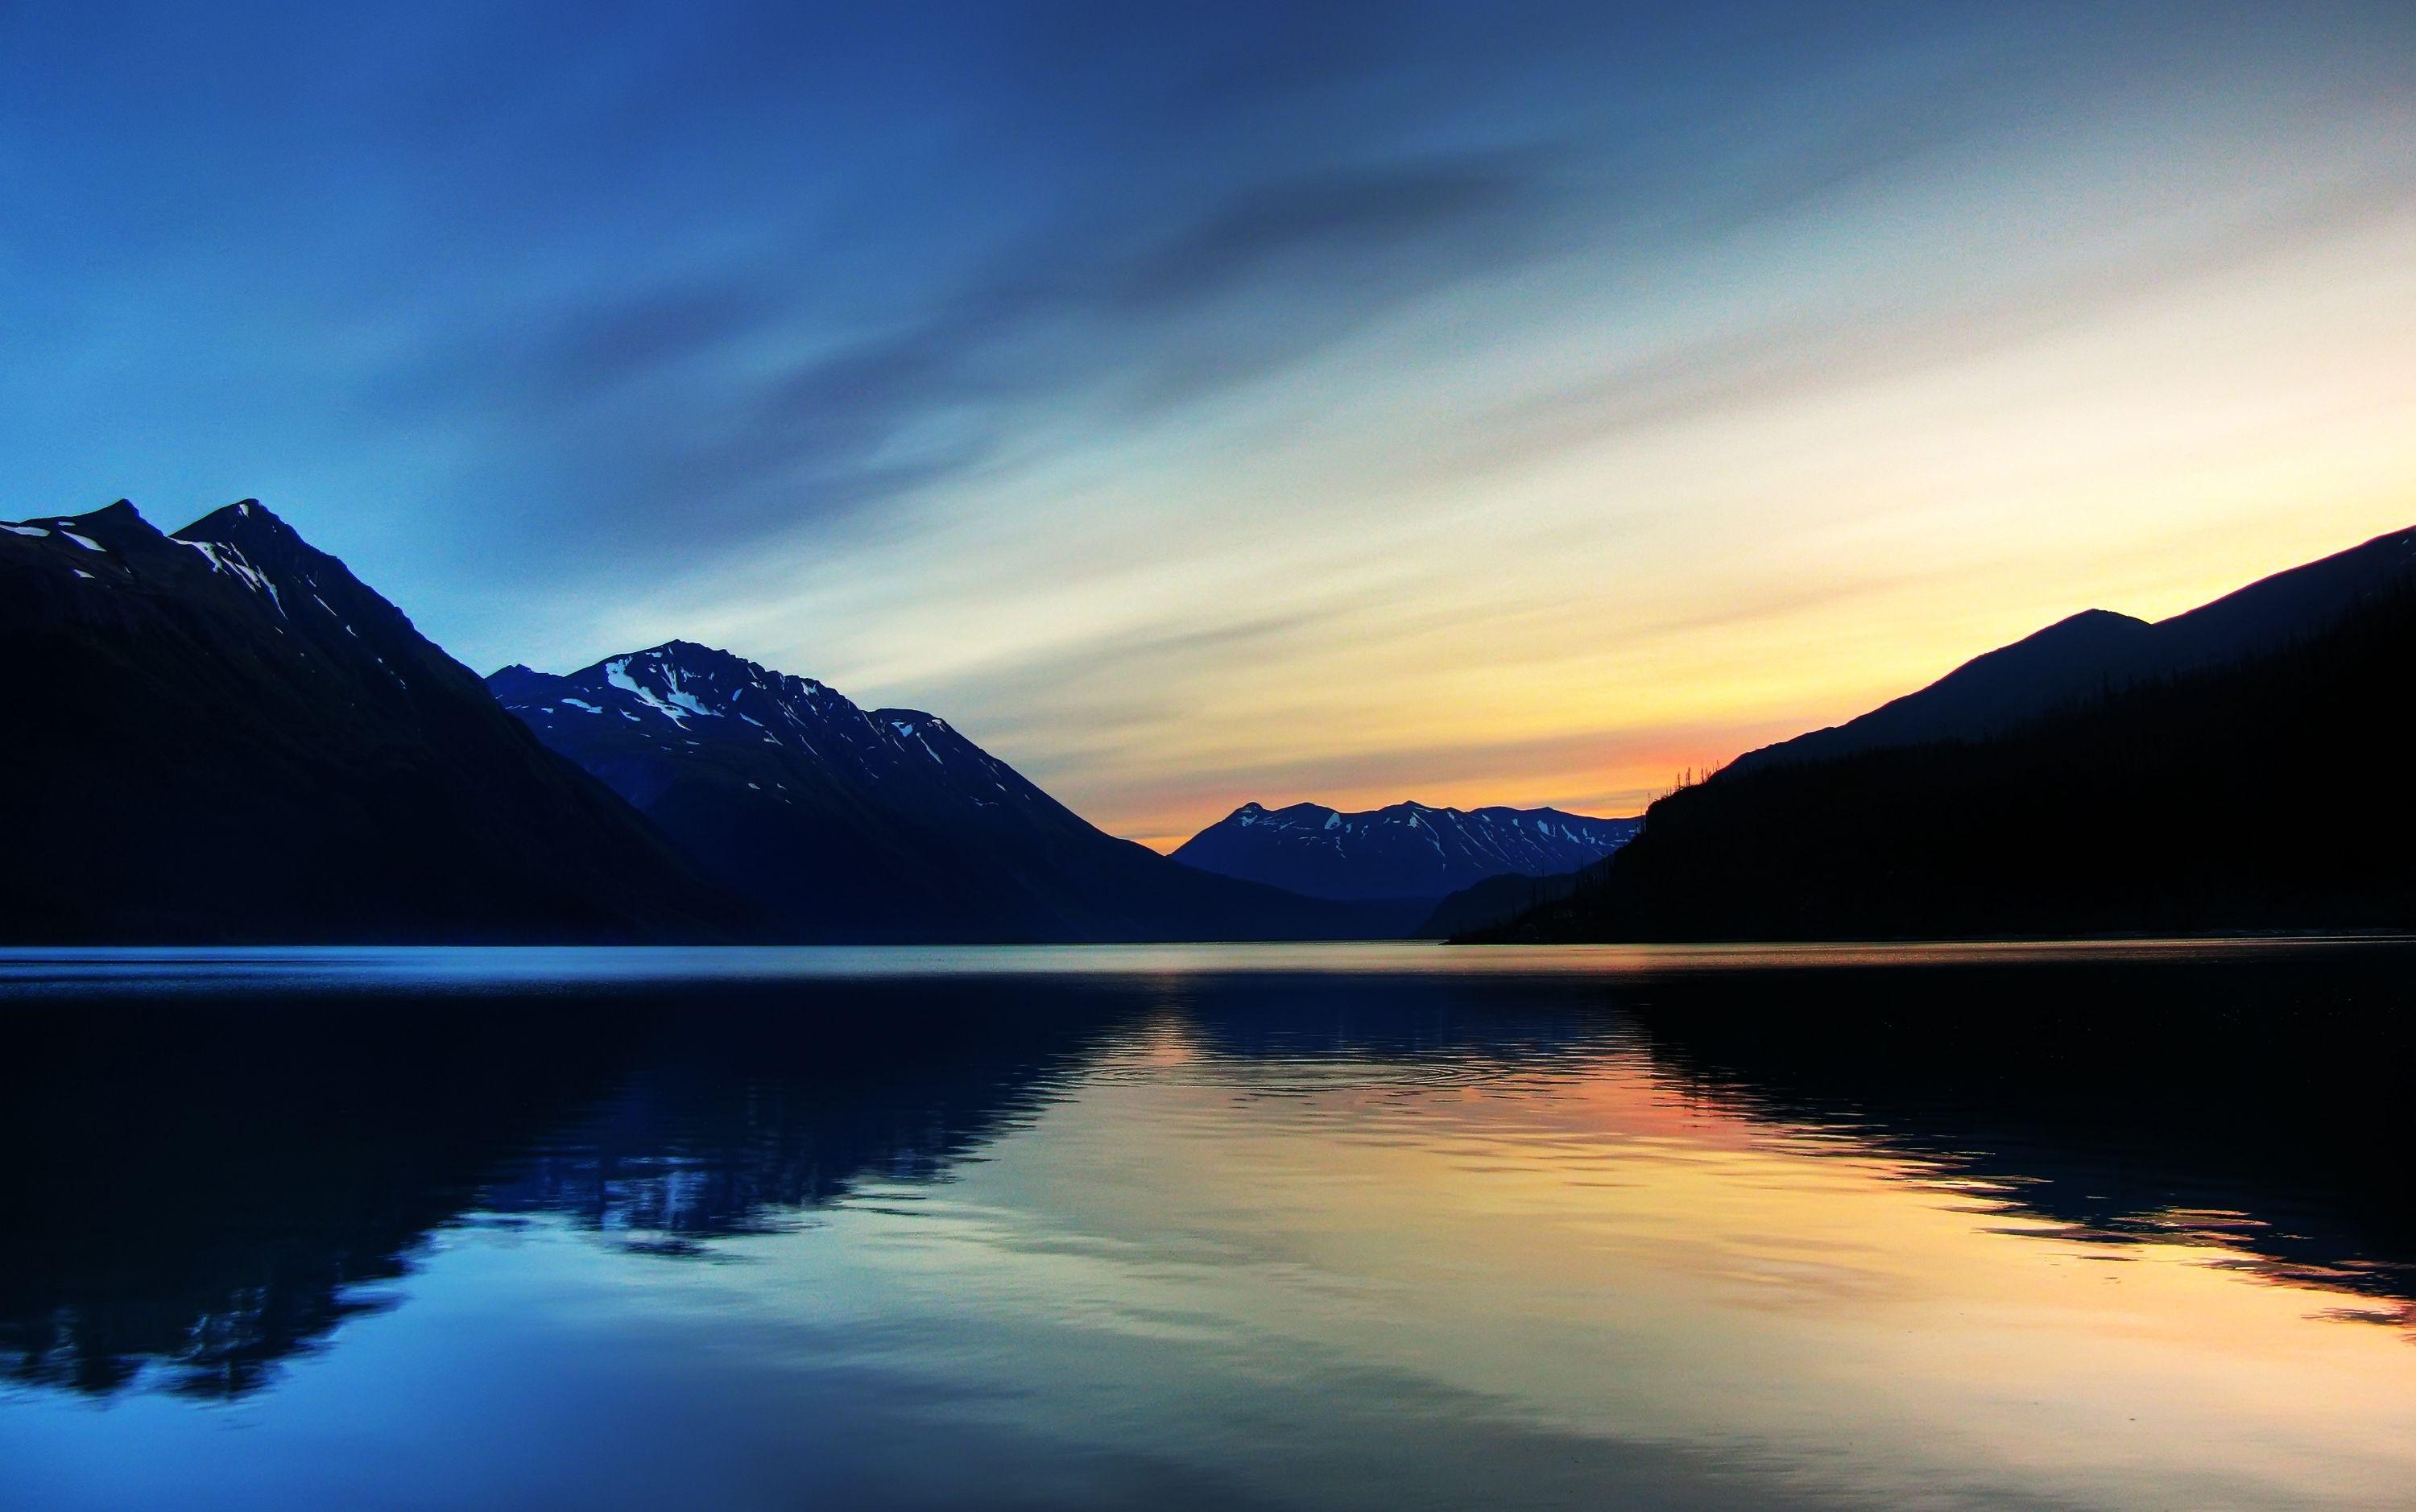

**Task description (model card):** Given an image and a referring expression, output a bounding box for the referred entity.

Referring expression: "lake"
[3,940,2413,1509]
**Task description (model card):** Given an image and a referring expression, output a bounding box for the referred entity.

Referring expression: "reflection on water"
[2,942,2413,1510]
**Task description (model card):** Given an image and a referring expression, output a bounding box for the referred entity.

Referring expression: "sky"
[4,2,2412,848]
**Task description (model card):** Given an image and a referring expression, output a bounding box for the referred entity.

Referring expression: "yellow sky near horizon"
[564,39,2416,852]
[732,200,2416,851]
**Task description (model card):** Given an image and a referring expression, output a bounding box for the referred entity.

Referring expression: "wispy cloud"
[3,1,2412,842]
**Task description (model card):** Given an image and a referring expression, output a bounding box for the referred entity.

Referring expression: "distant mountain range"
[0,501,733,943]
[1471,521,2416,941]
[489,643,1417,941]
[1170,800,1637,901]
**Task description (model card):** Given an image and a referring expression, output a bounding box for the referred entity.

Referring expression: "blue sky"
[6,2,2413,842]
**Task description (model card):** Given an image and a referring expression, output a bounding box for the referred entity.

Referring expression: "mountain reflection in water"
[1,976,1136,1398]
[2,941,2411,1510]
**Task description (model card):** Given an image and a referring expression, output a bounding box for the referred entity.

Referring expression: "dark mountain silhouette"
[1171,799,1637,901]
[490,642,1422,941]
[1731,523,2416,774]
[1468,564,2416,942]
[0,500,738,943]
[1413,867,1587,939]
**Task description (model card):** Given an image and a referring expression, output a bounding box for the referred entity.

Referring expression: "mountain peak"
[179,498,303,544]
[173,502,336,584]
[486,664,561,703]
[553,639,858,721]
[623,639,788,687]
[77,499,147,529]
[0,500,179,561]
[1223,800,1326,828]
[6,498,163,542]
[2033,607,2150,638]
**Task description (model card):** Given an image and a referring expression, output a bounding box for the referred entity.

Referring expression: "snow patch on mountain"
[1170,799,1641,901]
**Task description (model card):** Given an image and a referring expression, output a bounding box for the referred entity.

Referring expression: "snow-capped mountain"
[490,643,1420,942]
[1169,800,1641,901]
[492,641,1094,837]
[0,500,735,943]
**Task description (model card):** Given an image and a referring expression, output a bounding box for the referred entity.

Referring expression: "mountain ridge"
[1171,798,1640,901]
[1731,523,2416,774]
[1467,527,2416,942]
[490,640,1421,941]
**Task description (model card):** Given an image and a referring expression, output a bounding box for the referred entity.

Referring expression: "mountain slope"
[0,500,738,943]
[1171,800,1640,901]
[490,642,1419,941]
[1413,869,1587,940]
[1731,523,2416,774]
[1467,573,2416,942]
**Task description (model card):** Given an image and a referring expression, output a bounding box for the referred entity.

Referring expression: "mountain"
[1412,869,1587,940]
[1466,567,2416,942]
[0,500,738,944]
[1170,800,1640,901]
[1731,523,2416,774]
[489,642,1422,941]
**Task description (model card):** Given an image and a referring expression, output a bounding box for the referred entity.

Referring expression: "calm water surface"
[3,940,2413,1509]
